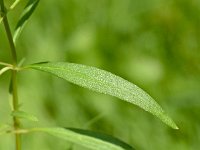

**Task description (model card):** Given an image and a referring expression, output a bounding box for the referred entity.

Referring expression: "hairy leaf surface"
[29,62,178,129]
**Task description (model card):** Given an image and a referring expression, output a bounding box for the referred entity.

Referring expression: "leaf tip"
[173,125,179,130]
[159,112,178,130]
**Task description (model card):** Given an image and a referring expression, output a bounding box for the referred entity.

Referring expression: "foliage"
[1,0,200,150]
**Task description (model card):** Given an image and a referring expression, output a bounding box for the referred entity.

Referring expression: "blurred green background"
[1,0,200,149]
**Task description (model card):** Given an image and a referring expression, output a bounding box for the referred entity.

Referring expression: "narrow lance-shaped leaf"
[28,62,178,129]
[31,127,135,150]
[13,0,39,43]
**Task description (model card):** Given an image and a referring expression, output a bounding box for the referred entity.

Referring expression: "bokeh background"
[1,0,200,149]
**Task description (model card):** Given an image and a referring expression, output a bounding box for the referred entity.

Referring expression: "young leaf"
[28,62,178,129]
[11,110,38,122]
[13,0,39,43]
[10,0,22,10]
[31,127,135,150]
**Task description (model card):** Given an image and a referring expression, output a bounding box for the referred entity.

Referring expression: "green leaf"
[10,0,22,10]
[31,127,135,150]
[13,0,39,43]
[28,62,178,129]
[11,110,38,122]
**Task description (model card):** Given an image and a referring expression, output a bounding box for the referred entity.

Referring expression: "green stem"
[12,70,21,150]
[0,0,21,150]
[3,16,18,64]
[0,4,17,64]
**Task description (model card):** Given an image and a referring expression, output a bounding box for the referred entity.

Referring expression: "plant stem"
[0,0,17,65]
[12,70,21,150]
[0,0,21,150]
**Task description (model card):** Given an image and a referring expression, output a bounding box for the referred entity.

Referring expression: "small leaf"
[31,127,135,150]
[28,62,178,129]
[10,0,22,10]
[13,0,40,43]
[11,110,38,122]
